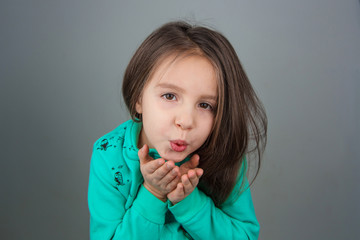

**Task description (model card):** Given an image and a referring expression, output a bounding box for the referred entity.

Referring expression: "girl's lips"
[170,140,188,152]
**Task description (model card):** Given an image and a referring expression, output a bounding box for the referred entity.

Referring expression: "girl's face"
[136,54,217,162]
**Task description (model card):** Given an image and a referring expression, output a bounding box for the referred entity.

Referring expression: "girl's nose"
[175,107,194,130]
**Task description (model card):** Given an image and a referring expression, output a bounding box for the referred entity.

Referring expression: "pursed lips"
[169,140,188,152]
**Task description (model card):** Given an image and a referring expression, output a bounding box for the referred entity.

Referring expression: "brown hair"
[122,21,267,206]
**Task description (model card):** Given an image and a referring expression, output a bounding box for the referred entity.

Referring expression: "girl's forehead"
[148,53,218,87]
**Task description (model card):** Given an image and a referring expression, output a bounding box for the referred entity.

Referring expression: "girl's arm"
[88,144,169,239]
[168,169,260,240]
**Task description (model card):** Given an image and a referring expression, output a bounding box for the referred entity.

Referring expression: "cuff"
[168,187,208,223]
[132,184,168,224]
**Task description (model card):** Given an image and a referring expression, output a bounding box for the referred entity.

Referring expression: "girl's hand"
[167,154,204,204]
[138,144,180,202]
[178,154,201,176]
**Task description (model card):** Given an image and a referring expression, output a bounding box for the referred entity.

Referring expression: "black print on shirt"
[122,145,136,152]
[97,135,125,151]
[111,165,129,190]
[97,139,112,151]
[97,138,118,151]
[114,172,125,186]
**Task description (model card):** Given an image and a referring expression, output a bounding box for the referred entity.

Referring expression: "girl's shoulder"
[90,120,139,197]
[93,120,134,153]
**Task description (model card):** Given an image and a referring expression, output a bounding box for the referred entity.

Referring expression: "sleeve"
[88,144,169,239]
[168,169,260,240]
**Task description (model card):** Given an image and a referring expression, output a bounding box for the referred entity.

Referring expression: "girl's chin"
[159,150,189,162]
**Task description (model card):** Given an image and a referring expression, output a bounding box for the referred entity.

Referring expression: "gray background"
[1,0,359,239]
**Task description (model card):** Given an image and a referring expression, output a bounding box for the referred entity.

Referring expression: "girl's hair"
[122,21,267,206]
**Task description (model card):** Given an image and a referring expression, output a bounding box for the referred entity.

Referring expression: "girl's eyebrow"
[156,82,217,101]
[156,83,184,93]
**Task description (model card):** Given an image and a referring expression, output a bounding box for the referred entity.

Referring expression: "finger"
[180,154,200,173]
[160,165,179,184]
[181,174,193,192]
[186,169,195,180]
[145,158,165,174]
[195,168,203,177]
[165,175,181,192]
[187,169,200,187]
[164,166,180,190]
[168,182,184,203]
[188,154,200,168]
[176,182,184,195]
[153,160,175,181]
[182,170,201,195]
[139,145,165,173]
[138,144,153,164]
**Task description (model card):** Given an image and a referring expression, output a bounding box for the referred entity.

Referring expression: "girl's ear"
[135,98,142,114]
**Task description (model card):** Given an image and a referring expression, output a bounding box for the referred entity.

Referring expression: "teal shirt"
[88,120,260,239]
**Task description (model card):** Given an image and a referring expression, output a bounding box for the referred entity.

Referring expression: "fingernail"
[166,162,172,169]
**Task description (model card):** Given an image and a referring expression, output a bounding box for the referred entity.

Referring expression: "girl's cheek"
[158,99,177,110]
[197,108,215,120]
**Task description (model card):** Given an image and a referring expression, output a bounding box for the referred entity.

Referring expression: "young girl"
[88,21,267,240]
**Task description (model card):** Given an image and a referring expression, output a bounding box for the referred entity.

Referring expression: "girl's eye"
[199,102,213,111]
[162,93,176,101]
